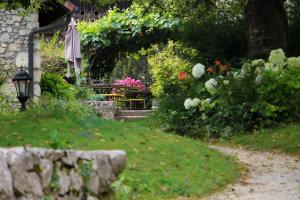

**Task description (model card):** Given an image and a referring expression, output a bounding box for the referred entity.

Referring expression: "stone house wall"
[0,9,41,98]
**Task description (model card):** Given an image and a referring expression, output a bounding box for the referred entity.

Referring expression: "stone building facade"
[0,9,41,98]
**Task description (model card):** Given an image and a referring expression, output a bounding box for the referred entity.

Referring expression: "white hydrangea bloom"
[269,49,286,65]
[255,66,263,74]
[265,63,274,71]
[241,63,251,73]
[191,98,200,107]
[205,78,218,95]
[223,80,229,85]
[233,71,244,80]
[287,57,300,70]
[184,98,193,110]
[192,63,205,78]
[251,59,265,66]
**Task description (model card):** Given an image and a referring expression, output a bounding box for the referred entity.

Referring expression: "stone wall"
[0,147,126,200]
[86,101,117,119]
[0,9,41,97]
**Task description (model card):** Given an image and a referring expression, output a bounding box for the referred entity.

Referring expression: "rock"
[0,148,126,199]
[88,155,116,195]
[85,101,117,119]
[11,15,22,22]
[0,153,15,199]
[57,169,71,195]
[69,169,83,191]
[18,29,28,36]
[8,43,21,52]
[11,170,44,199]
[87,196,98,200]
[62,151,78,167]
[39,159,53,189]
[0,33,9,42]
[44,150,64,162]
[107,150,127,176]
[0,47,6,54]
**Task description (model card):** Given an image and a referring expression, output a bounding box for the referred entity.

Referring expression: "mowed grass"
[0,109,239,199]
[218,123,300,155]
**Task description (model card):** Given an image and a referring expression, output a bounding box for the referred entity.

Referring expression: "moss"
[79,160,93,183]
[50,163,59,192]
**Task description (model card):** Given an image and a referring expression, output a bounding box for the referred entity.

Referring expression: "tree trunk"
[245,0,288,58]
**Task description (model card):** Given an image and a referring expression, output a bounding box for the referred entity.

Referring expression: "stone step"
[116,110,153,117]
[116,115,149,121]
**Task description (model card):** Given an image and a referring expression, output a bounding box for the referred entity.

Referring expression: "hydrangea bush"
[154,49,300,137]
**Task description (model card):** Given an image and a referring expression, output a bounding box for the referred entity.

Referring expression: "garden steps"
[116,110,153,121]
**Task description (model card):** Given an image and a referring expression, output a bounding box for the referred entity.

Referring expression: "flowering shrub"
[153,49,300,137]
[205,78,218,95]
[148,41,199,97]
[114,77,147,92]
[178,71,188,80]
[184,98,200,109]
[268,49,286,65]
[192,63,205,78]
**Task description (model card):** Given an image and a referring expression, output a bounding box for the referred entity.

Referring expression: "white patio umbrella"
[65,18,82,85]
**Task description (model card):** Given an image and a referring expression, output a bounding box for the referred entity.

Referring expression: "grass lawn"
[217,123,300,155]
[0,109,239,200]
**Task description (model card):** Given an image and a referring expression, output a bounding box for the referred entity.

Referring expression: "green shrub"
[154,49,300,137]
[40,73,75,100]
[74,86,95,100]
[40,32,66,76]
[27,97,95,120]
[148,41,199,97]
[0,65,15,112]
[88,94,106,101]
[0,66,6,87]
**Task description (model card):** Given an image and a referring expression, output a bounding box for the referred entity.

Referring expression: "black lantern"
[12,67,32,111]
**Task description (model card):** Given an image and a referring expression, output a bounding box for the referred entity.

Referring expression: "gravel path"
[207,146,300,200]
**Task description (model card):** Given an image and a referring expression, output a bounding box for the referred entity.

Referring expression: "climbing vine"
[77,5,180,79]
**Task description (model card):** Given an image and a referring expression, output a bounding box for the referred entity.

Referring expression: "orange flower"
[207,66,215,73]
[214,59,222,66]
[178,71,188,80]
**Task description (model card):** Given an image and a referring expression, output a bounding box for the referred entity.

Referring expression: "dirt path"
[207,146,300,200]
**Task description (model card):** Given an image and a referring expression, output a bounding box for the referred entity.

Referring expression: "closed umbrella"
[65,18,82,84]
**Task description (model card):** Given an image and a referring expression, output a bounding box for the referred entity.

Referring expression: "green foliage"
[0,65,15,112]
[0,65,6,87]
[28,97,95,120]
[88,94,106,101]
[40,33,66,76]
[50,163,59,191]
[79,160,92,183]
[179,0,247,64]
[74,86,95,100]
[78,5,180,50]
[219,123,300,155]
[287,0,300,56]
[40,73,74,100]
[77,5,180,78]
[0,109,239,199]
[111,50,152,87]
[148,41,199,97]
[154,49,300,137]
[49,130,61,149]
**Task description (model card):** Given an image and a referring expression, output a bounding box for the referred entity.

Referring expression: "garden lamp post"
[12,67,32,111]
